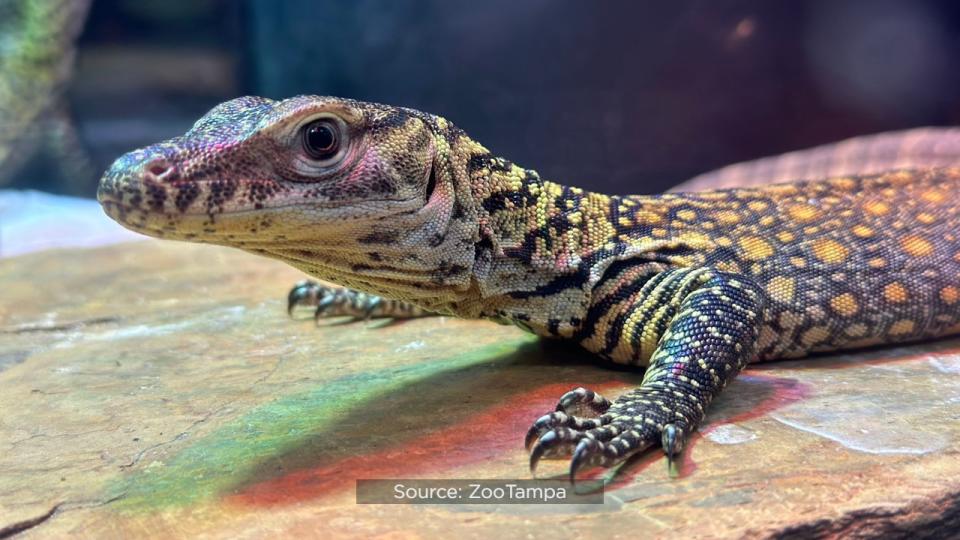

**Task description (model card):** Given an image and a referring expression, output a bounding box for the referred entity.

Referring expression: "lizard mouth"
[98,198,206,240]
[99,179,423,244]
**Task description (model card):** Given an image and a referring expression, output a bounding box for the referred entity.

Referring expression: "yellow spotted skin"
[96,95,960,477]
[566,170,960,364]
[465,162,960,368]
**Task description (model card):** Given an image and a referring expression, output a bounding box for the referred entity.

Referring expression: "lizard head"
[98,95,482,308]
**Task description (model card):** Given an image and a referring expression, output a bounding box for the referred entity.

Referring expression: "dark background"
[49,0,960,195]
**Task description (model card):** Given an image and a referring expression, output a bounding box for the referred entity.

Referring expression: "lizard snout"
[98,151,141,204]
[98,150,182,203]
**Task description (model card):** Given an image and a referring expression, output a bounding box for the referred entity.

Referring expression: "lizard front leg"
[288,280,430,322]
[527,267,766,479]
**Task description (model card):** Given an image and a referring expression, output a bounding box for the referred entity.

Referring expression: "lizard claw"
[529,427,586,475]
[287,280,328,316]
[524,411,605,450]
[662,423,683,458]
[569,438,617,483]
[525,413,561,450]
[662,423,685,475]
[528,430,556,475]
[525,386,692,481]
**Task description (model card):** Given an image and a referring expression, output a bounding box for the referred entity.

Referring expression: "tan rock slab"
[1,241,959,538]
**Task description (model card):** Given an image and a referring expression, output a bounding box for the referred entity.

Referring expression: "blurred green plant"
[0,0,94,194]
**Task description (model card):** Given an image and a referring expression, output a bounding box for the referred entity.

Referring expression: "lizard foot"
[287,280,428,322]
[287,280,382,322]
[526,386,692,481]
[523,386,611,449]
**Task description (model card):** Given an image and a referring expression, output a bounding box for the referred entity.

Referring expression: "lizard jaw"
[97,146,423,243]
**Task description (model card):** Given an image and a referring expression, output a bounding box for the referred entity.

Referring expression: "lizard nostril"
[145,159,176,180]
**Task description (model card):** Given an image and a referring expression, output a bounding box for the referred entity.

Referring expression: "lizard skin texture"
[293,126,960,322]
[98,95,960,479]
[675,126,960,192]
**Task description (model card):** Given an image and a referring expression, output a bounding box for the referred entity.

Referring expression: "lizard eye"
[301,119,343,163]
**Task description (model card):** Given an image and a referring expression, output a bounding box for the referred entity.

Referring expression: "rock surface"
[1,240,959,539]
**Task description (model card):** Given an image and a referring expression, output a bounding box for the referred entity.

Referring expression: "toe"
[661,423,685,459]
[525,412,567,450]
[288,280,329,316]
[555,387,612,416]
[529,427,586,474]
[569,438,618,482]
[524,411,606,450]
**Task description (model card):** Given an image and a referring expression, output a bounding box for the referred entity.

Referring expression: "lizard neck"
[469,157,624,271]
[462,149,659,331]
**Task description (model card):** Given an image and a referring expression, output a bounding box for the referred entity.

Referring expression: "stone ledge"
[1,240,958,538]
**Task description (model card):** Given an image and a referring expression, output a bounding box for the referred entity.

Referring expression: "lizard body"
[293,126,960,323]
[98,95,960,477]
[675,126,960,192]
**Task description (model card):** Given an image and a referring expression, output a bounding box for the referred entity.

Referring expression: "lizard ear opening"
[424,165,437,203]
